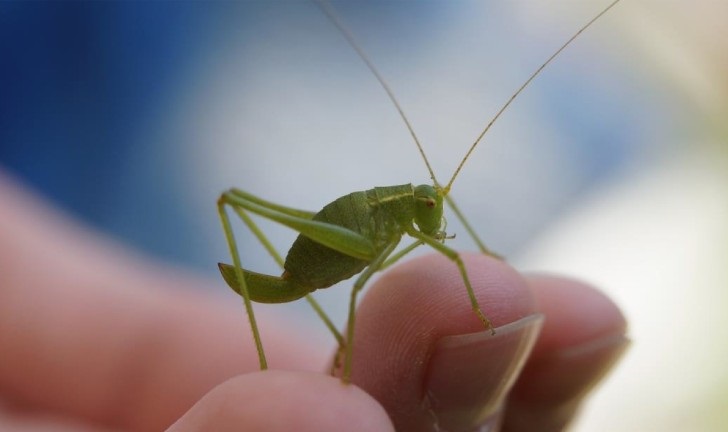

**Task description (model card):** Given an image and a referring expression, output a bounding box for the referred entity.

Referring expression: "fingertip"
[349,253,537,430]
[361,252,536,335]
[167,371,393,432]
[526,274,627,354]
[502,275,629,431]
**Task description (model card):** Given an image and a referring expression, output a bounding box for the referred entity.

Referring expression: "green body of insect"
[217,0,622,383]
[220,184,441,299]
[217,183,491,381]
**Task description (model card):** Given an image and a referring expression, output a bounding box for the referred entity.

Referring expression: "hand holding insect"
[170,253,628,432]
[209,255,626,432]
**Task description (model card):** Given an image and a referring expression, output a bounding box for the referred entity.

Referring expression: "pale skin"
[0,170,627,431]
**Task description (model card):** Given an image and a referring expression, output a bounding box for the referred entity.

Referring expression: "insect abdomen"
[283,184,415,289]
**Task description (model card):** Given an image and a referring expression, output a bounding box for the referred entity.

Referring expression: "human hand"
[0,172,627,431]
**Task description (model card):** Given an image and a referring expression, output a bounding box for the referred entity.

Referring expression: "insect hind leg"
[217,196,267,369]
[218,191,345,371]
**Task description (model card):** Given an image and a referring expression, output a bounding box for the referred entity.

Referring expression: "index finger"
[0,172,326,430]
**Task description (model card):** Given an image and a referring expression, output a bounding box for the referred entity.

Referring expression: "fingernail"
[521,333,630,405]
[424,314,544,432]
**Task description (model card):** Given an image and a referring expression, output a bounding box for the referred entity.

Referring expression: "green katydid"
[217,0,621,383]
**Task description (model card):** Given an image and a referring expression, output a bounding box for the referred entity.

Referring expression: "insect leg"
[222,190,377,261]
[224,202,343,348]
[219,191,347,359]
[341,238,401,383]
[217,197,267,370]
[228,187,316,220]
[406,228,495,335]
[444,195,502,259]
[381,239,424,271]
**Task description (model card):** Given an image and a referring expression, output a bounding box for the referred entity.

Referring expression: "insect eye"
[426,198,435,208]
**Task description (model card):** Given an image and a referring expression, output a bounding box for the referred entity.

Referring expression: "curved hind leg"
[218,190,346,372]
[218,197,268,369]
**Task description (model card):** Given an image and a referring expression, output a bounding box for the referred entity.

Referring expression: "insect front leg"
[407,228,495,335]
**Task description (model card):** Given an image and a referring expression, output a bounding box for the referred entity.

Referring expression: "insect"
[217,0,621,383]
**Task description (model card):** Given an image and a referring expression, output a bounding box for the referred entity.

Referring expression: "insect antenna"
[315,0,442,189]
[443,0,621,194]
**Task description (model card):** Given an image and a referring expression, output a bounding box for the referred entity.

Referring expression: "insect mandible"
[217,0,622,383]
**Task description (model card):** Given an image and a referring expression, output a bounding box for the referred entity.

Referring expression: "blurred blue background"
[0,1,655,273]
[1,1,236,268]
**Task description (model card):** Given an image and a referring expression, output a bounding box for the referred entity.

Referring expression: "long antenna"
[315,1,442,188]
[444,0,621,193]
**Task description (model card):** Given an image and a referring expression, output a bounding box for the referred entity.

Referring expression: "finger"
[502,275,629,432]
[347,253,541,432]
[167,370,394,432]
[0,172,327,430]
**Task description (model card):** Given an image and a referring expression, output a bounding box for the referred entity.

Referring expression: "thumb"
[166,370,393,432]
[348,253,539,431]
